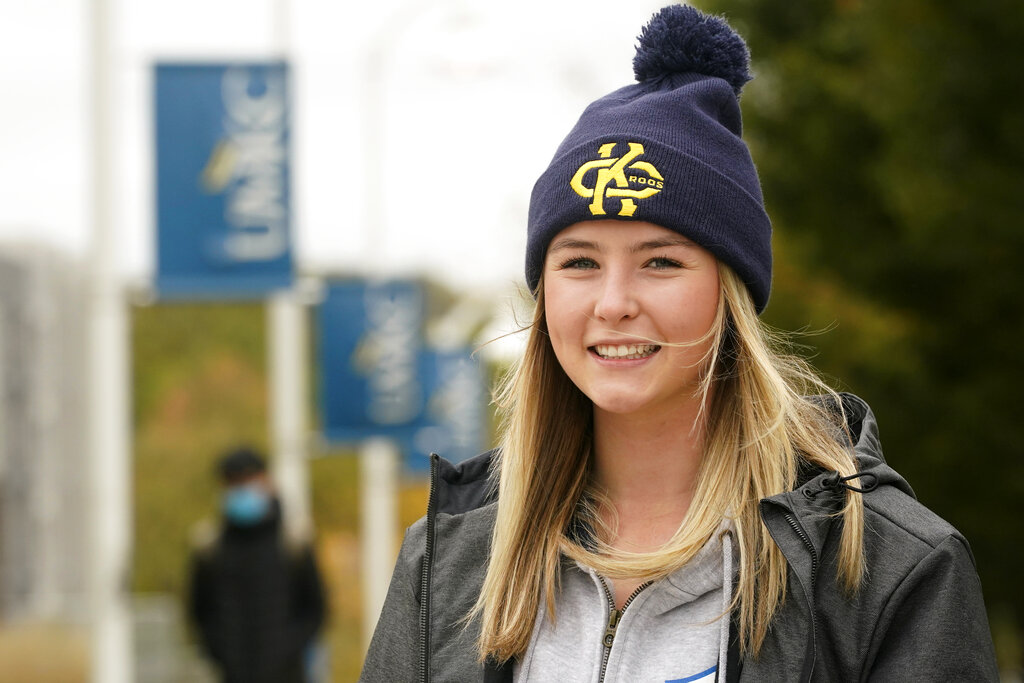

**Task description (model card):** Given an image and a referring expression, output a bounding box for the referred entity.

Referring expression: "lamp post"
[88,0,132,680]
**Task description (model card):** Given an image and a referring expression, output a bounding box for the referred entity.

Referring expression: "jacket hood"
[757,392,915,602]
[833,392,914,498]
[781,392,915,516]
[432,447,497,517]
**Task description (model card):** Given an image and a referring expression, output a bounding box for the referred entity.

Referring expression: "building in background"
[0,243,90,623]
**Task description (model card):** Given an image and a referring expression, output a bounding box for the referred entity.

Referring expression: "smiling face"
[543,220,721,419]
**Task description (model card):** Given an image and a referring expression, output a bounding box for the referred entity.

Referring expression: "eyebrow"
[628,236,695,253]
[547,235,696,253]
[548,237,598,252]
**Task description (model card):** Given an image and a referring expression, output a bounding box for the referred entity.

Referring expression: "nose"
[592,269,639,322]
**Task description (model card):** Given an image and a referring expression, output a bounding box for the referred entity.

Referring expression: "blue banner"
[317,280,426,443]
[405,349,488,472]
[155,62,293,298]
[316,280,488,471]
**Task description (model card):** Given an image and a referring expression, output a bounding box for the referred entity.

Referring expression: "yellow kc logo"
[570,142,665,217]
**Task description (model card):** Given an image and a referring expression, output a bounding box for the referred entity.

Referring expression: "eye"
[645,256,683,269]
[558,255,599,270]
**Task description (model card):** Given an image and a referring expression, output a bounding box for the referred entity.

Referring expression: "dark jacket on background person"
[359,395,999,682]
[188,500,326,683]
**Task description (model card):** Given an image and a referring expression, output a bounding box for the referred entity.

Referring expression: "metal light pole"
[269,289,313,546]
[266,0,313,548]
[88,0,133,680]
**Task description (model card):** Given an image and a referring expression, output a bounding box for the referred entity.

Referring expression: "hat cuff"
[527,136,772,311]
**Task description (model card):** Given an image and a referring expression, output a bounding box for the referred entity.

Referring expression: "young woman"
[361,6,998,682]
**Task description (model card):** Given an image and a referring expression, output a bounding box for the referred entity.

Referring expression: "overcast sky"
[0,0,667,302]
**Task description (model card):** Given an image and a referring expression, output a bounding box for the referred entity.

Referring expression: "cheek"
[543,284,580,356]
[691,287,720,332]
[544,298,565,351]
[664,277,720,340]
[689,269,720,318]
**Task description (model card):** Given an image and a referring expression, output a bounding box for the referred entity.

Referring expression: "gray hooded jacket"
[360,394,998,682]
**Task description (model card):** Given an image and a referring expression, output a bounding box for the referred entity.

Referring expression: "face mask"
[223,484,270,525]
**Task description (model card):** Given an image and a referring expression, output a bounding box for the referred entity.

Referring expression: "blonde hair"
[472,264,864,662]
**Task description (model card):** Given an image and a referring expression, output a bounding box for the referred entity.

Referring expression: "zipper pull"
[603,608,621,648]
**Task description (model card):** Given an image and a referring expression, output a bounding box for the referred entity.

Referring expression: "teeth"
[593,344,659,360]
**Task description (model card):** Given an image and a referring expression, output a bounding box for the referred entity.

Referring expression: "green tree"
[699,0,1024,665]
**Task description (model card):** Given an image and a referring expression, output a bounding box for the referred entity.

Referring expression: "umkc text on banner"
[155,62,294,298]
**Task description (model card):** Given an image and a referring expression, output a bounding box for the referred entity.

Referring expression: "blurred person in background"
[360,5,997,681]
[187,446,326,683]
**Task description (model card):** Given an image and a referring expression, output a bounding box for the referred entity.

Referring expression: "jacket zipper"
[781,508,818,683]
[418,454,439,683]
[596,578,650,683]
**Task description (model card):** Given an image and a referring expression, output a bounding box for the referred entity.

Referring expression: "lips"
[591,343,661,360]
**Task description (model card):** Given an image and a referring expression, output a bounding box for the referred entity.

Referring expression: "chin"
[589,393,655,416]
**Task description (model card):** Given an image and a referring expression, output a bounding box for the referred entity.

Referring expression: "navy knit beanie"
[526,5,772,312]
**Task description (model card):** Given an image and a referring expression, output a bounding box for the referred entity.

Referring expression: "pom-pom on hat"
[526,4,772,312]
